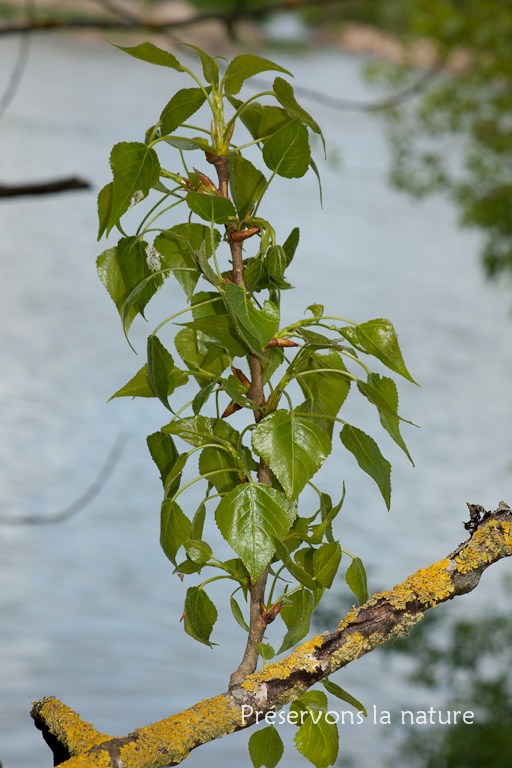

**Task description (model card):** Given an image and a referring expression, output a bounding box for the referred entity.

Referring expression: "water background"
[1,31,511,768]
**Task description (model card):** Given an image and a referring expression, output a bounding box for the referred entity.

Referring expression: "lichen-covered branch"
[31,503,512,768]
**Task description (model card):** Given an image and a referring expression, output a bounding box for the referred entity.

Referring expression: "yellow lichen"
[456,519,512,574]
[32,698,109,756]
[371,559,453,610]
[241,635,325,692]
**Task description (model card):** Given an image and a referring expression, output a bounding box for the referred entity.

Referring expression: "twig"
[0,433,127,525]
[0,176,90,197]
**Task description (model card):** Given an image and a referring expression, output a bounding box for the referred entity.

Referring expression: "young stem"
[207,151,273,685]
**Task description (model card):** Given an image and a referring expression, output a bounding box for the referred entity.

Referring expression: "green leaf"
[224,282,279,352]
[215,483,297,581]
[265,245,287,283]
[163,415,237,450]
[273,77,325,153]
[262,119,311,179]
[229,153,267,219]
[230,594,250,632]
[340,424,391,510]
[278,588,314,654]
[192,381,217,416]
[273,539,320,591]
[97,247,136,330]
[295,350,351,438]
[184,538,212,565]
[155,224,220,299]
[160,87,207,136]
[163,136,213,152]
[147,431,179,491]
[251,410,331,501]
[248,726,284,768]
[368,373,414,465]
[309,155,323,206]
[282,227,300,266]
[174,327,230,383]
[113,42,184,71]
[183,586,218,647]
[108,142,160,234]
[339,319,417,384]
[345,556,369,605]
[254,641,275,661]
[356,379,400,421]
[223,54,292,95]
[290,690,327,719]
[179,43,219,85]
[321,679,367,717]
[181,315,248,359]
[228,97,292,141]
[186,191,236,223]
[294,710,338,768]
[97,182,113,240]
[147,335,177,411]
[313,541,342,589]
[190,503,206,541]
[160,500,191,565]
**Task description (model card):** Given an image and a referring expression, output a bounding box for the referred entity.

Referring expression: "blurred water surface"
[1,34,511,768]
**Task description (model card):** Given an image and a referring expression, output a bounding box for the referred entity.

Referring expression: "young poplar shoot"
[97,42,416,768]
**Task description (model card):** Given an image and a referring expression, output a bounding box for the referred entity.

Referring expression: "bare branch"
[30,501,512,768]
[0,433,126,525]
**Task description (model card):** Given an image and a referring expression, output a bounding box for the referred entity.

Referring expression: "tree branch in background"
[0,433,126,524]
[0,176,91,197]
[30,502,512,768]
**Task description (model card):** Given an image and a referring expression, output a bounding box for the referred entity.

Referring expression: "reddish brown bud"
[221,401,242,419]
[260,601,283,624]
[195,169,218,194]
[265,337,299,349]
[231,366,251,389]
[230,226,260,243]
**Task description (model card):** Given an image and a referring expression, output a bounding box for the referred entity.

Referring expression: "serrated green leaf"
[290,690,327,719]
[223,54,292,95]
[179,43,219,85]
[309,155,323,205]
[321,679,367,717]
[273,77,325,153]
[184,586,218,647]
[190,503,206,541]
[97,246,136,331]
[340,424,391,510]
[109,365,151,400]
[252,410,331,501]
[278,588,314,653]
[186,191,236,223]
[282,227,300,265]
[160,87,207,136]
[295,350,351,438]
[294,711,338,768]
[368,373,414,465]
[163,136,213,152]
[230,594,250,632]
[313,541,342,589]
[108,142,160,234]
[160,500,191,565]
[215,483,297,581]
[181,314,248,359]
[345,556,369,605]
[174,327,230,383]
[192,381,217,416]
[147,430,179,491]
[273,539,320,591]
[155,224,220,299]
[184,538,212,565]
[228,96,292,142]
[248,726,284,768]
[147,335,176,411]
[97,182,113,241]
[339,319,417,384]
[113,42,184,71]
[265,245,287,282]
[254,641,275,661]
[229,153,267,219]
[356,379,400,421]
[224,283,279,353]
[262,119,310,179]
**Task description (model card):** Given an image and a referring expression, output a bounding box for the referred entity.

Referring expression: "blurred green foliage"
[384,583,512,768]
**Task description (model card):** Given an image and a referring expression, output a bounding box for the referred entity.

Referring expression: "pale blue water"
[1,33,511,768]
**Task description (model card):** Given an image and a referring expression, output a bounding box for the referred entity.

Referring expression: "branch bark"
[31,502,512,768]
